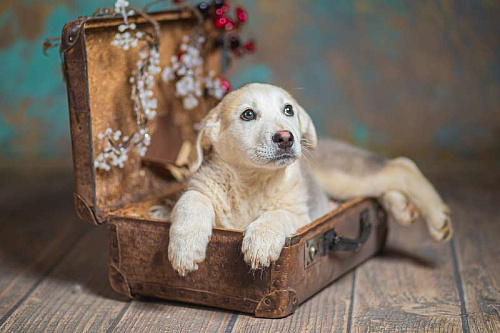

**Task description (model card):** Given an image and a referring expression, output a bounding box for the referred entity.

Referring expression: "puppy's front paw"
[426,204,453,242]
[242,223,285,270]
[168,229,210,276]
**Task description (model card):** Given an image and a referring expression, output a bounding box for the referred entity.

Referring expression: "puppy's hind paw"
[426,206,453,242]
[380,190,419,227]
[242,223,285,270]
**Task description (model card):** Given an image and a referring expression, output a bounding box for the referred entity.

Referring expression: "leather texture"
[107,199,387,318]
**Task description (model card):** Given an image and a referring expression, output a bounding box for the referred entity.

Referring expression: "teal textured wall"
[1,0,499,163]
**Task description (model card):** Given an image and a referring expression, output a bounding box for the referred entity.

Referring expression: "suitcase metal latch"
[305,209,372,267]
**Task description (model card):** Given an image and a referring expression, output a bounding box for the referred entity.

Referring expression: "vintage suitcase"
[62,9,388,318]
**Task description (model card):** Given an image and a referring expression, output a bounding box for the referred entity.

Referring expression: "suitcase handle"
[324,208,372,252]
[305,209,372,267]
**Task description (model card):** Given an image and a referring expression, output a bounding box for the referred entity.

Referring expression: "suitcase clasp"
[305,209,372,267]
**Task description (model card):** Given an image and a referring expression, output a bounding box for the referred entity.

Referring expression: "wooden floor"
[0,167,499,332]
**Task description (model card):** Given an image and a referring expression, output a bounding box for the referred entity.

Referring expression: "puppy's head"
[191,83,317,172]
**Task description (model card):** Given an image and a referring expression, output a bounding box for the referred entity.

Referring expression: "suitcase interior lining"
[82,11,220,220]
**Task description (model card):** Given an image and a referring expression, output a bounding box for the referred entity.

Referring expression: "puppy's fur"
[168,83,452,276]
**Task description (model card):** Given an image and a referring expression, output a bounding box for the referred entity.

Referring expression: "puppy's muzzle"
[272,130,294,149]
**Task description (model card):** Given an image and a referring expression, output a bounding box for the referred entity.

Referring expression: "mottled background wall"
[1,0,499,168]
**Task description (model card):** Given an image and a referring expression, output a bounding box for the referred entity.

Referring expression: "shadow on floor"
[379,246,437,268]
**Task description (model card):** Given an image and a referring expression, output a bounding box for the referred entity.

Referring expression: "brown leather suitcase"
[61,9,388,318]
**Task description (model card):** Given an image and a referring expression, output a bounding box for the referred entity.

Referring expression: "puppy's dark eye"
[241,109,256,121]
[284,104,294,116]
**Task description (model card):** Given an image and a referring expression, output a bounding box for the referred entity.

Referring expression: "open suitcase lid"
[62,9,221,224]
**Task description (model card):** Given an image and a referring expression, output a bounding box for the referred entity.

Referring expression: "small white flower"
[183,94,199,110]
[97,9,165,171]
[115,0,129,13]
[138,146,147,157]
[162,67,174,82]
[177,66,187,76]
[160,34,228,111]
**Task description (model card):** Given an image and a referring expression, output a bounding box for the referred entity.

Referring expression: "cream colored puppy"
[168,83,452,276]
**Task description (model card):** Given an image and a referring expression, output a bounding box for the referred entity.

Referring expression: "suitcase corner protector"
[61,17,87,53]
[109,264,132,299]
[254,289,298,319]
[73,192,103,225]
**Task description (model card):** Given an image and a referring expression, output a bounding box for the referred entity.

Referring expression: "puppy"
[168,83,452,276]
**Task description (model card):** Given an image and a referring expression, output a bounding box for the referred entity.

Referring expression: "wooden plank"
[446,185,500,333]
[228,272,354,333]
[350,214,463,331]
[0,219,233,332]
[0,227,129,332]
[0,170,90,320]
[111,297,234,333]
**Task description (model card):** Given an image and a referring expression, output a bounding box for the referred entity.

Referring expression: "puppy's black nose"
[272,130,294,149]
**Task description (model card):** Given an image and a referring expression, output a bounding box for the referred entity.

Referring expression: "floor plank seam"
[0,227,90,329]
[223,313,239,333]
[106,301,132,333]
[346,269,357,333]
[450,238,470,333]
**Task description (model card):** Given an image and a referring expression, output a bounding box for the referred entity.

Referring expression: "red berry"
[214,16,228,29]
[244,40,255,52]
[236,6,248,23]
[224,20,235,31]
[215,4,229,16]
[220,78,231,92]
[177,51,185,60]
[172,0,182,3]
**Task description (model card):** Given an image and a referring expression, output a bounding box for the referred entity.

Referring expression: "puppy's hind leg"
[383,157,452,241]
[310,140,452,242]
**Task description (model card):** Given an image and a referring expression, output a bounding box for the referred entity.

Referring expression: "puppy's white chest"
[216,166,309,229]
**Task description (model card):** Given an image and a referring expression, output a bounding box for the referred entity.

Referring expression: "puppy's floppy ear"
[297,104,318,149]
[189,104,222,173]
